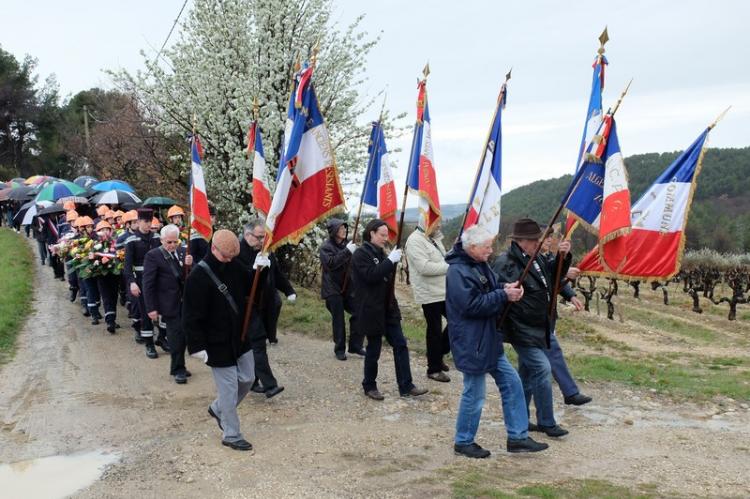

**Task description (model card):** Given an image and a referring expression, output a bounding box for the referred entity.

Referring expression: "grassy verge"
[0,229,34,364]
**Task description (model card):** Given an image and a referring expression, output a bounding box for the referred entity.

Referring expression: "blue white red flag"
[264,63,345,252]
[246,121,271,218]
[407,79,441,236]
[463,83,507,237]
[362,121,398,243]
[578,127,710,279]
[562,115,631,272]
[190,136,213,241]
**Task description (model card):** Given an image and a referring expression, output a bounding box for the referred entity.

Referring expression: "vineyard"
[575,249,750,321]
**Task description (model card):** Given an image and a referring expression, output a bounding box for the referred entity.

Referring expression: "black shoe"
[145,343,158,359]
[564,393,592,406]
[427,371,451,383]
[91,317,100,325]
[69,289,78,302]
[335,351,347,361]
[134,332,145,344]
[115,323,121,329]
[401,386,428,398]
[83,310,91,317]
[156,338,171,353]
[454,442,491,459]
[441,363,450,372]
[251,381,265,393]
[185,370,192,377]
[365,389,384,401]
[537,424,569,437]
[347,347,366,356]
[208,406,223,431]
[507,437,549,453]
[106,323,116,334]
[222,439,253,451]
[174,372,187,384]
[265,386,284,399]
[268,338,278,345]
[528,423,539,432]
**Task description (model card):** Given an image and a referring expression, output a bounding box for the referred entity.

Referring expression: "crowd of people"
[11,193,593,458]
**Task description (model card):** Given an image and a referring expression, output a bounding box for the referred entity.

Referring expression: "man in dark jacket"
[319,218,363,360]
[183,229,255,452]
[351,219,427,400]
[143,224,193,384]
[446,225,547,458]
[492,218,572,438]
[234,219,286,399]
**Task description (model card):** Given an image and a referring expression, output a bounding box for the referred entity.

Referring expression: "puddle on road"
[0,450,119,498]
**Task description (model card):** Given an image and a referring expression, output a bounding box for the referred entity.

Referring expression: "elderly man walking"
[183,230,255,451]
[446,225,548,458]
[492,218,572,438]
[143,224,193,384]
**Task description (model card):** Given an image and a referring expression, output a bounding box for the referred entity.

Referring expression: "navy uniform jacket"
[189,233,210,264]
[142,245,187,319]
[124,230,160,286]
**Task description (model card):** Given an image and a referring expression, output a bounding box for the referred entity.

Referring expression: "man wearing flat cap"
[125,208,164,358]
[492,218,572,439]
[183,229,256,452]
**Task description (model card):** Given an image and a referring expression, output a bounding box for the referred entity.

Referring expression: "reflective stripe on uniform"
[140,329,154,338]
[133,266,144,271]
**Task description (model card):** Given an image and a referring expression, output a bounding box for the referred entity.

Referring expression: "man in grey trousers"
[183,229,261,452]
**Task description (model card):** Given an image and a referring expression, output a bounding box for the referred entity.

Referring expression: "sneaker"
[564,393,592,406]
[222,439,253,451]
[507,437,549,453]
[537,424,569,437]
[174,372,188,384]
[427,371,451,383]
[454,442,490,459]
[401,386,428,398]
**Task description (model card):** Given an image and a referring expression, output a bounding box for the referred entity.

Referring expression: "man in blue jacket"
[446,225,548,458]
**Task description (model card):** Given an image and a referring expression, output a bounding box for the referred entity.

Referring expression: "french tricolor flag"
[578,128,711,279]
[264,63,345,252]
[362,121,398,243]
[407,79,441,236]
[190,136,213,241]
[463,82,507,237]
[247,121,271,218]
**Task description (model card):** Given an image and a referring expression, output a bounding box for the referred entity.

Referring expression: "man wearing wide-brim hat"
[491,218,572,438]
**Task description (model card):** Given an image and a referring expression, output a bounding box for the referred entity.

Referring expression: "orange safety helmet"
[104,210,116,220]
[63,200,76,211]
[167,205,185,218]
[121,210,138,223]
[151,217,162,228]
[113,210,125,219]
[76,216,94,227]
[96,205,109,216]
[66,210,79,222]
[95,220,112,231]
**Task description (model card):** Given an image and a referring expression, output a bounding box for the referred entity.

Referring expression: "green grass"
[0,229,34,363]
[619,304,719,343]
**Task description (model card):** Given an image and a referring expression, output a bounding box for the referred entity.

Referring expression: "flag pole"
[341,94,387,294]
[184,114,196,279]
[458,69,511,238]
[500,80,633,330]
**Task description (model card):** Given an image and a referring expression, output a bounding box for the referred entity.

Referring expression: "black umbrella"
[92,190,141,205]
[7,185,34,201]
[38,204,67,216]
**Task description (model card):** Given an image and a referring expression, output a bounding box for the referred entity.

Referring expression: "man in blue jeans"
[493,218,572,438]
[446,225,548,458]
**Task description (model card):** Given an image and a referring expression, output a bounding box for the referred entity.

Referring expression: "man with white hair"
[445,225,548,458]
[143,224,193,384]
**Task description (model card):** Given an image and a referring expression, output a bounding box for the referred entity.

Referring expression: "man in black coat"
[319,218,364,360]
[183,229,256,452]
[492,218,572,438]
[234,219,286,398]
[351,219,427,401]
[143,224,194,384]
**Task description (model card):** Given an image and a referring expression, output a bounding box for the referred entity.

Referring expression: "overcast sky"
[4,1,749,207]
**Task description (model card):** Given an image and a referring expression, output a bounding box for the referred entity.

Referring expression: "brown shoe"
[365,389,384,401]
[428,371,451,383]
[402,386,428,398]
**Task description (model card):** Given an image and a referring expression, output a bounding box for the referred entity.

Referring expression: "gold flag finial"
[709,106,731,130]
[598,26,609,55]
[422,62,430,79]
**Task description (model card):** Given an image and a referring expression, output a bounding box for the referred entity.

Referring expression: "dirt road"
[1,248,749,497]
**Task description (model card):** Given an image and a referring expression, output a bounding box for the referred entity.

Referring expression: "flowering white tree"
[113,0,389,226]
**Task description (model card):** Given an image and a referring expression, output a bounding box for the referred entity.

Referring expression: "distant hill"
[402,203,466,224]
[439,146,750,254]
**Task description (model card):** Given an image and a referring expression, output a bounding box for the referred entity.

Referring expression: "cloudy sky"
[4,1,749,207]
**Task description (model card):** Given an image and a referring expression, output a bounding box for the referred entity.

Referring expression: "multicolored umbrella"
[91,180,135,193]
[34,180,87,202]
[4,180,24,189]
[0,187,12,201]
[24,175,53,186]
[73,175,99,188]
[92,189,141,205]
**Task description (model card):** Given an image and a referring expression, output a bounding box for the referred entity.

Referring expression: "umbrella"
[56,196,89,205]
[73,175,99,188]
[0,187,12,201]
[35,180,87,202]
[11,177,26,184]
[91,180,135,193]
[142,196,179,208]
[4,180,24,189]
[38,204,67,216]
[92,190,141,205]
[7,185,35,201]
[16,200,53,225]
[120,201,142,211]
[24,175,53,186]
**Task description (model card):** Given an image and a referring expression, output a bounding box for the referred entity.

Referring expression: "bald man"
[183,229,257,452]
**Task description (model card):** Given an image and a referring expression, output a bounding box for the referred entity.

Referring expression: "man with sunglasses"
[143,224,194,384]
